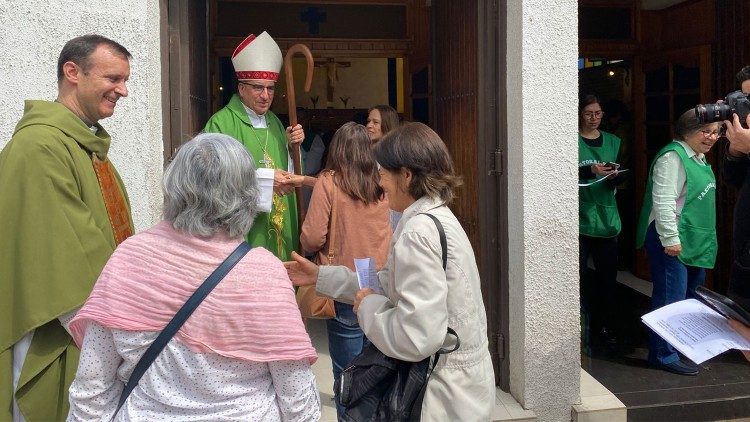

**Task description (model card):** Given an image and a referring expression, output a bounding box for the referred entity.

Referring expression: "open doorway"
[579,58,636,273]
[161,0,510,389]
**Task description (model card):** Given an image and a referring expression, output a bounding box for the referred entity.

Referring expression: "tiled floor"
[311,319,641,422]
[583,276,750,421]
[307,318,339,422]
[584,347,750,421]
[305,318,538,422]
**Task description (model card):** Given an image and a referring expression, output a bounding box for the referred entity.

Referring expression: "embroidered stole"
[92,154,133,245]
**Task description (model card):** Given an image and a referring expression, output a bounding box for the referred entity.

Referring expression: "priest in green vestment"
[0,35,134,421]
[204,31,307,261]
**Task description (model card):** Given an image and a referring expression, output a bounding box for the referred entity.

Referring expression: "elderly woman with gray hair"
[66,133,320,421]
[286,122,495,421]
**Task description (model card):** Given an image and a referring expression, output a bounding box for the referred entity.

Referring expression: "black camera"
[695,90,750,126]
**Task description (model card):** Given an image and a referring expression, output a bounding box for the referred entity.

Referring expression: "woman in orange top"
[300,122,392,417]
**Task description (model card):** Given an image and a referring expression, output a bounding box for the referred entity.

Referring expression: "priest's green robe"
[0,100,133,421]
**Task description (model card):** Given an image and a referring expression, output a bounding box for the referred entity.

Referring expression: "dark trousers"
[580,234,619,334]
[327,301,370,417]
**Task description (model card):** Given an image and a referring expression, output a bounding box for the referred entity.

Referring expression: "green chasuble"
[0,100,133,421]
[204,94,299,260]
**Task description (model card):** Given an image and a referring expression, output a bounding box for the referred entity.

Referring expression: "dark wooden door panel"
[433,0,507,387]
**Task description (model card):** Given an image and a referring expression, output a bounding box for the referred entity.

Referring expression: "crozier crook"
[283,44,314,227]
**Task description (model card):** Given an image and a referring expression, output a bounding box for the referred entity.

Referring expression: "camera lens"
[695,103,734,124]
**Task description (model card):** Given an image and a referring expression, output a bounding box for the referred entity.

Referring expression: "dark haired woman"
[636,110,720,376]
[288,122,495,420]
[300,122,392,417]
[366,105,399,143]
[578,94,627,354]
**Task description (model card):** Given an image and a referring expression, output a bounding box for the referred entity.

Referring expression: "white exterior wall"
[506,1,581,420]
[0,0,164,231]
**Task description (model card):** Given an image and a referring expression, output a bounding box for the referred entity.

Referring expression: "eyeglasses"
[583,111,603,120]
[239,82,275,94]
[700,129,720,138]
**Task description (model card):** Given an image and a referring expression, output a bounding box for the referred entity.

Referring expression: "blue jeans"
[326,301,369,417]
[645,222,705,365]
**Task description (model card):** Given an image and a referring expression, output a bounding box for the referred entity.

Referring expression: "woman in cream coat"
[286,122,495,421]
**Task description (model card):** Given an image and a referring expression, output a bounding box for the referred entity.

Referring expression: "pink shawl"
[70,221,317,364]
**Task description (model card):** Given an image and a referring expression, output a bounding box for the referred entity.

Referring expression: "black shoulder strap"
[115,241,252,414]
[410,213,457,421]
[419,213,447,270]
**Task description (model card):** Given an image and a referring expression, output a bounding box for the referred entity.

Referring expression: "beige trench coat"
[317,196,495,421]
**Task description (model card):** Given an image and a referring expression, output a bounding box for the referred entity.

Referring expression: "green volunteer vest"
[636,141,717,268]
[578,131,622,238]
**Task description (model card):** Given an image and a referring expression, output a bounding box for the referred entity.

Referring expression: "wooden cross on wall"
[313,58,351,106]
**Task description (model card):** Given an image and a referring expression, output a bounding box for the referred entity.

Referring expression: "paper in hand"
[642,299,750,364]
[354,257,382,294]
[578,169,629,187]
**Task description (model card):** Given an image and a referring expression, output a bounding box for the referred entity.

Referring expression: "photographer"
[723,66,750,311]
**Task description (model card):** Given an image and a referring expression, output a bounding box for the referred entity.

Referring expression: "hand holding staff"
[283,44,314,226]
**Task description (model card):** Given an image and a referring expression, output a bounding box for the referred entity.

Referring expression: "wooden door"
[432,0,508,387]
[163,0,210,162]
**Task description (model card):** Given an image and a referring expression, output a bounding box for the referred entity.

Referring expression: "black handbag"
[335,213,460,422]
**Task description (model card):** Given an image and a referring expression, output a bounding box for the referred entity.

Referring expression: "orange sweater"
[300,171,391,270]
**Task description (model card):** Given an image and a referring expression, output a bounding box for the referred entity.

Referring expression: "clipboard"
[695,286,750,327]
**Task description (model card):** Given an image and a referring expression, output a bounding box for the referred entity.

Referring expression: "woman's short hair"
[325,122,384,204]
[369,105,400,136]
[674,109,710,141]
[163,133,260,238]
[375,122,462,204]
[57,34,131,83]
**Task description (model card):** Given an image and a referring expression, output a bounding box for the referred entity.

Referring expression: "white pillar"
[506,0,581,420]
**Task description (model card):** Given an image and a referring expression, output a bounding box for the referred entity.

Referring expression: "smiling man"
[0,35,134,421]
[204,31,306,261]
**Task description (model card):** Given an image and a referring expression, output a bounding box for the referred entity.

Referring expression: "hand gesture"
[664,244,682,257]
[728,319,750,362]
[273,170,298,196]
[353,288,374,314]
[591,164,616,178]
[286,124,304,146]
[724,114,750,155]
[283,251,319,286]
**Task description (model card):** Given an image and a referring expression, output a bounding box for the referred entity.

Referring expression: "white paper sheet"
[354,257,382,294]
[642,299,750,364]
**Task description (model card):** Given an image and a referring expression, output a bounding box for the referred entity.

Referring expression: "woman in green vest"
[636,109,720,376]
[578,94,627,354]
